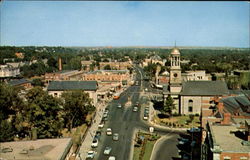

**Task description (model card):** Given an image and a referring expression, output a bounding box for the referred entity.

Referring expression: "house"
[47,81,98,106]
[8,78,32,89]
[182,70,210,81]
[0,64,20,78]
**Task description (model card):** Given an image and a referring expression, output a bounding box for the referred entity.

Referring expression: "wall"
[220,152,249,160]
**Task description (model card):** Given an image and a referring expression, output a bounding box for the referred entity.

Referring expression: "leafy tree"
[61,90,95,131]
[162,95,175,116]
[0,120,15,142]
[32,78,44,87]
[24,87,63,138]
[104,64,112,70]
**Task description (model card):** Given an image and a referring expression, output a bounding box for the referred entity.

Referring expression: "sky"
[0,1,249,47]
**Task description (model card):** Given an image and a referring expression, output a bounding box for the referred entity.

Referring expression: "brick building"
[45,70,84,83]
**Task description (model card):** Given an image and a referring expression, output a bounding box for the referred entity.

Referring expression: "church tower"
[169,47,182,93]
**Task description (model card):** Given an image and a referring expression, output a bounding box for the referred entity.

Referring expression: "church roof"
[181,81,229,96]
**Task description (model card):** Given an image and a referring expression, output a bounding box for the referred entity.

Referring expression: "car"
[108,156,116,160]
[145,88,148,92]
[106,128,112,135]
[143,114,148,120]
[187,127,201,133]
[103,146,112,155]
[94,130,102,140]
[103,112,108,118]
[98,121,105,128]
[91,138,98,148]
[104,108,109,114]
[144,109,149,114]
[86,151,96,159]
[102,116,108,121]
[113,133,119,141]
[133,106,138,112]
[178,138,189,145]
[117,103,122,108]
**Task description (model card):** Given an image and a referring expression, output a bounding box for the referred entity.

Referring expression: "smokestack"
[58,57,62,71]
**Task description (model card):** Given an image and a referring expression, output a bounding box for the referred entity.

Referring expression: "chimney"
[58,57,62,71]
[221,113,231,125]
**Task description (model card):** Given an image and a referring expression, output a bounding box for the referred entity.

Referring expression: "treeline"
[0,83,95,142]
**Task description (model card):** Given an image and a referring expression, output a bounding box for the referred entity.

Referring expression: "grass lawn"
[142,140,155,160]
[154,115,200,128]
[133,132,160,160]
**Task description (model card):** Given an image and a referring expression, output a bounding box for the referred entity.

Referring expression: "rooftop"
[87,70,129,74]
[47,81,98,91]
[8,78,31,86]
[211,125,250,153]
[181,81,229,96]
[0,138,72,160]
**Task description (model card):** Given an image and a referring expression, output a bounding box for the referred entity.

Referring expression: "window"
[54,93,58,97]
[188,100,193,112]
[188,106,193,112]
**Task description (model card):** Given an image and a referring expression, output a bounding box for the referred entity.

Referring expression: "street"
[91,67,182,160]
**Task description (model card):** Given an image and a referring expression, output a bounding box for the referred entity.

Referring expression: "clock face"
[174,73,178,77]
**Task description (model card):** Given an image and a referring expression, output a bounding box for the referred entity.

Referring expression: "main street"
[93,66,182,160]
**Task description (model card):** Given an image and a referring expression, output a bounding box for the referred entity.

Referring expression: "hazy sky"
[1,1,249,47]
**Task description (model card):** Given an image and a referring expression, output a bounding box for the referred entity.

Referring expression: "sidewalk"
[76,86,129,160]
[76,102,107,160]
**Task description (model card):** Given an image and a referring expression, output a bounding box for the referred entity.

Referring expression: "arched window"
[188,100,193,112]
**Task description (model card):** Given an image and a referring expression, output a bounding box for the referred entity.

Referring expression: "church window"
[188,100,193,112]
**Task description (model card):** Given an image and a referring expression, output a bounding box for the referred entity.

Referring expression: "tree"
[61,90,95,131]
[0,120,15,142]
[104,64,112,70]
[162,95,175,116]
[24,87,63,138]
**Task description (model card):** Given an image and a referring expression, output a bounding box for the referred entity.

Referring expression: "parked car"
[178,138,189,145]
[143,114,148,120]
[86,151,96,159]
[104,147,112,155]
[108,156,116,160]
[113,133,119,141]
[187,127,201,133]
[102,116,108,121]
[106,128,112,135]
[91,138,98,148]
[133,106,138,112]
[94,130,102,140]
[98,121,105,128]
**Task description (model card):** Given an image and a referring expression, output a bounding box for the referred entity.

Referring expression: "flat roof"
[211,125,250,153]
[0,138,72,160]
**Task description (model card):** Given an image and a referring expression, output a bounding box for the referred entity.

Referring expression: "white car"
[143,115,148,120]
[106,128,112,135]
[103,146,112,155]
[133,107,138,112]
[91,138,98,148]
[86,151,96,159]
[112,133,119,141]
[98,121,105,128]
[108,156,116,160]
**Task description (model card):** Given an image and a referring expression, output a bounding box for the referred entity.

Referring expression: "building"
[45,70,84,83]
[182,70,210,81]
[82,70,130,85]
[47,81,98,105]
[142,54,165,67]
[0,138,72,160]
[81,60,95,71]
[99,61,132,70]
[0,64,20,78]
[8,78,32,89]
[15,52,25,59]
[203,122,250,160]
[180,81,229,115]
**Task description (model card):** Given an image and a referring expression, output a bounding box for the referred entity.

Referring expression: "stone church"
[163,47,229,115]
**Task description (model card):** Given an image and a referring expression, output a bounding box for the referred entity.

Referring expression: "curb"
[150,135,172,160]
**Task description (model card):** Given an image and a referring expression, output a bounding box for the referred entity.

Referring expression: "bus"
[113,93,120,100]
